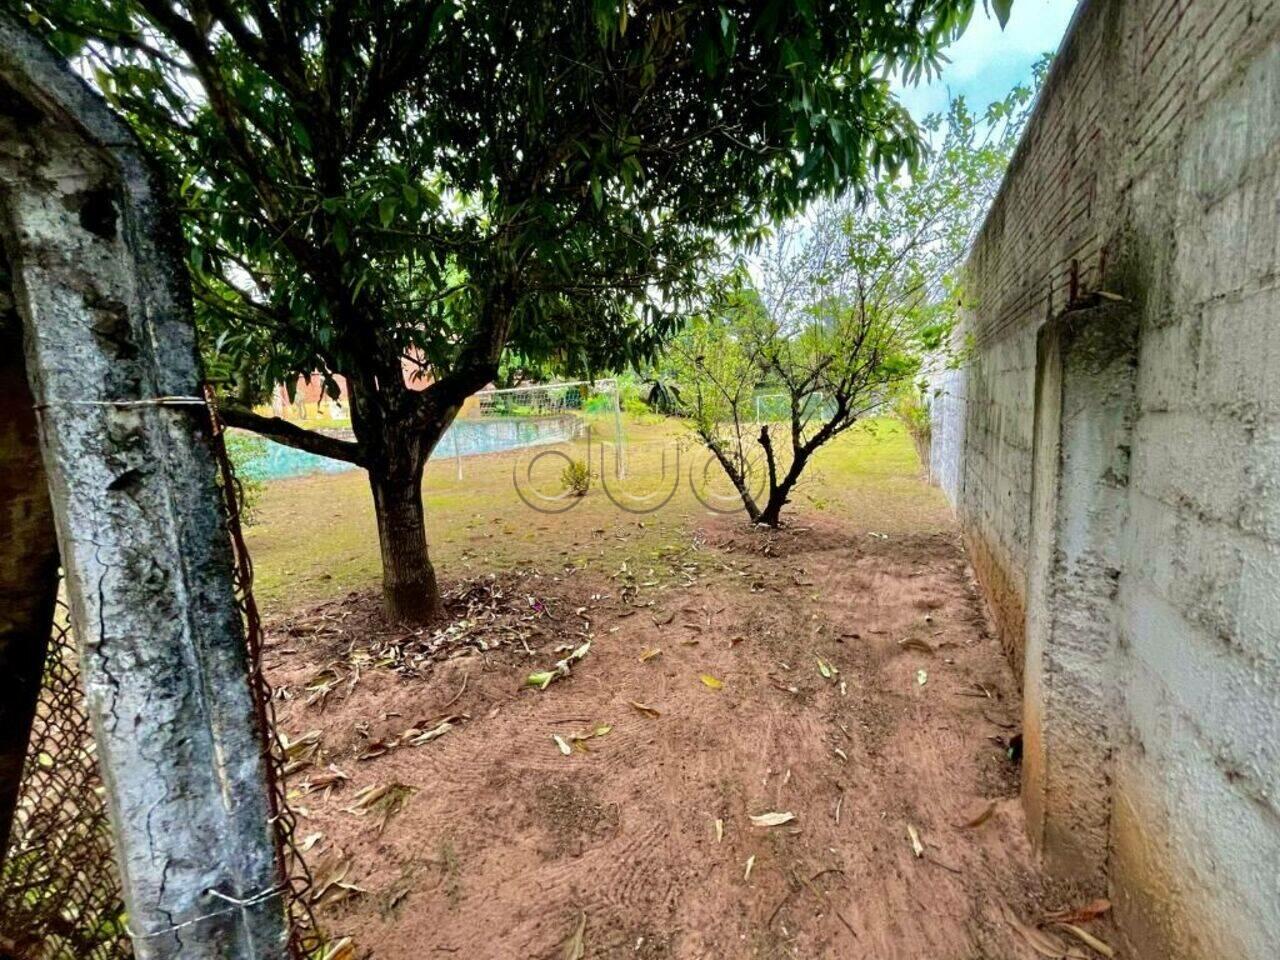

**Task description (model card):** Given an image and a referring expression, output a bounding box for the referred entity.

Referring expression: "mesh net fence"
[0,602,129,960]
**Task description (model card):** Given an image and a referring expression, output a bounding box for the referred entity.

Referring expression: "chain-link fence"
[0,601,130,960]
[0,401,317,959]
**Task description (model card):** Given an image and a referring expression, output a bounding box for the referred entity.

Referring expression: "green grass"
[244,415,950,611]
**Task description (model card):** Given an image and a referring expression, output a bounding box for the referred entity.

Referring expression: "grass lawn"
[244,414,951,612]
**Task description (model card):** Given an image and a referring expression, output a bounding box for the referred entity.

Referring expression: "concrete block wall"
[926,365,966,503]
[930,1,1280,956]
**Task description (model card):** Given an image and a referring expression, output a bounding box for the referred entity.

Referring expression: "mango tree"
[18,0,1002,621]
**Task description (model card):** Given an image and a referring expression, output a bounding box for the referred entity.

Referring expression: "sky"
[894,0,1081,121]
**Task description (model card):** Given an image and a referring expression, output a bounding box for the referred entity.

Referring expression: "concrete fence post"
[0,18,290,959]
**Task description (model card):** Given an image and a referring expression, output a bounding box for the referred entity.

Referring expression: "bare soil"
[265,513,1110,959]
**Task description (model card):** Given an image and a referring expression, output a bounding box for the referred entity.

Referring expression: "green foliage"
[671,70,1043,524]
[560,458,591,497]
[15,0,1000,406]
[892,386,933,442]
[223,430,266,525]
[583,392,615,415]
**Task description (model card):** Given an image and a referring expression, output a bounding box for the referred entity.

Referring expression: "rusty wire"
[205,392,321,958]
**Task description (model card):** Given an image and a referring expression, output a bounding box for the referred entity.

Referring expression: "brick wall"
[931,1,1280,956]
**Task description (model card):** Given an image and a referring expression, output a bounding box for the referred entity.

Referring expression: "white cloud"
[895,0,1080,120]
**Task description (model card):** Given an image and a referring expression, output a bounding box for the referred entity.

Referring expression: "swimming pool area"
[233,414,582,482]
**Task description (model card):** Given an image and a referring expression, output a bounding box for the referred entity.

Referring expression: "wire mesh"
[470,380,593,418]
[0,603,130,960]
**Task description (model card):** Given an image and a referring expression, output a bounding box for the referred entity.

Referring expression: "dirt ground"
[264,511,1114,960]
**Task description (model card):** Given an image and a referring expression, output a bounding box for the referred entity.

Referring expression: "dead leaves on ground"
[346,782,415,833]
[311,854,366,908]
[628,700,662,718]
[749,811,796,827]
[347,713,469,763]
[525,641,591,691]
[295,764,350,799]
[560,912,586,960]
[1055,922,1116,958]
[1005,902,1116,959]
[1044,899,1112,925]
[281,729,322,775]
[552,723,613,756]
[316,937,355,960]
[898,637,936,655]
[959,799,997,829]
[906,824,925,857]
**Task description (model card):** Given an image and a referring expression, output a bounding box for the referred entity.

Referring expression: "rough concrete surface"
[929,0,1280,957]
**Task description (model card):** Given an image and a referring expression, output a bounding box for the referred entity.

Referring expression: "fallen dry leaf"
[1054,922,1115,958]
[744,854,756,881]
[960,800,997,828]
[346,782,415,833]
[628,700,662,718]
[715,818,724,843]
[907,824,925,857]
[407,714,466,745]
[899,637,936,655]
[1006,909,1073,958]
[555,724,613,754]
[639,647,662,662]
[525,641,591,690]
[916,669,929,686]
[281,729,322,775]
[299,831,323,853]
[357,738,397,760]
[1044,899,1112,925]
[750,811,796,827]
[699,674,724,690]
[319,937,356,960]
[561,911,586,960]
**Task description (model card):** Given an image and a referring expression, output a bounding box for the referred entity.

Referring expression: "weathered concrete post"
[0,19,290,959]
[1024,300,1138,887]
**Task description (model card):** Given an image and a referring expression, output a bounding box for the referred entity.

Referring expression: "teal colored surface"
[234,415,580,482]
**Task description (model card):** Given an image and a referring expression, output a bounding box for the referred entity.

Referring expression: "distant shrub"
[584,393,614,414]
[222,430,267,524]
[560,458,591,497]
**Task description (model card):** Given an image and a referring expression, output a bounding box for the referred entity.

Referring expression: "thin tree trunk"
[758,453,809,528]
[704,436,762,522]
[369,466,443,624]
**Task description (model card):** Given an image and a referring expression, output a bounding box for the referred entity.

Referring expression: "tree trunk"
[369,466,443,624]
[757,453,809,528]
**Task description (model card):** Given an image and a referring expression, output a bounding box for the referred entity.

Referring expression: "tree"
[16,0,1003,623]
[672,73,1042,527]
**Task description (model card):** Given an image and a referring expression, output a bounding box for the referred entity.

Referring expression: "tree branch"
[218,405,366,466]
